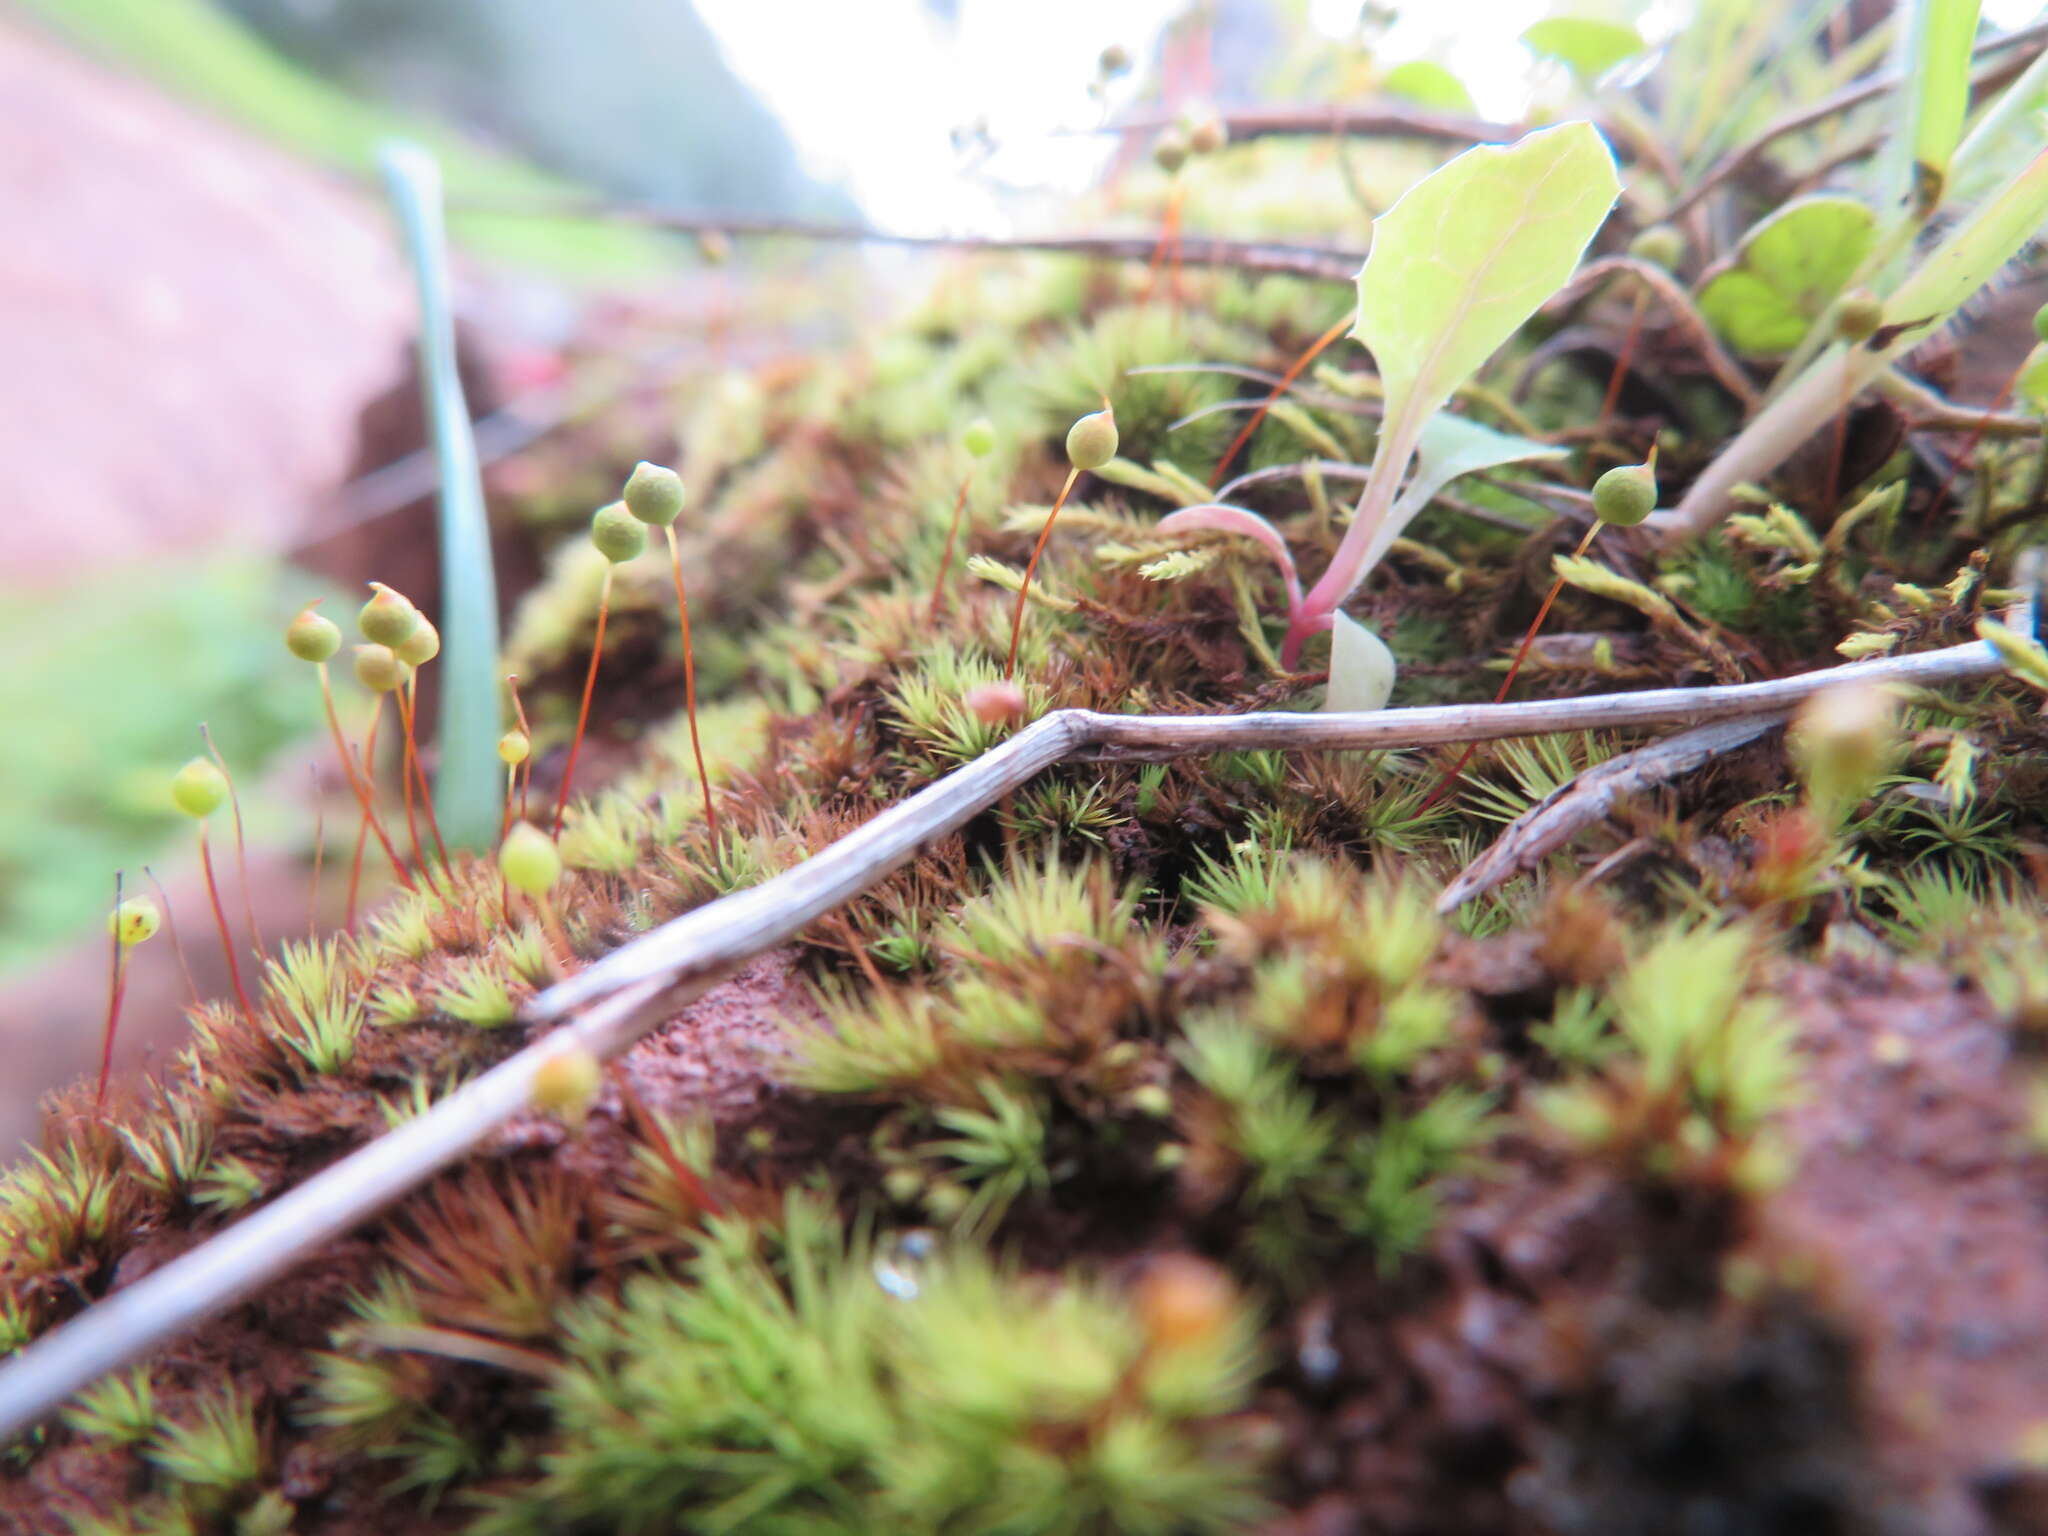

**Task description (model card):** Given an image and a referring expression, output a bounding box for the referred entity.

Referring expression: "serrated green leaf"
[1697,197,1878,355]
[1325,612,1396,713]
[1381,60,1475,115]
[1521,17,1645,83]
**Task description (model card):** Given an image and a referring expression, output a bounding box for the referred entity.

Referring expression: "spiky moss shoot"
[473,1193,1267,1535]
[1790,680,1899,825]
[284,603,341,663]
[358,581,422,648]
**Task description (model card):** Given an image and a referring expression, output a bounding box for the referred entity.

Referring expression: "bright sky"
[694,0,2047,234]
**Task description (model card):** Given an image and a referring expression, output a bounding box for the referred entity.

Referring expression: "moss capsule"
[1835,289,1883,342]
[623,461,686,527]
[1065,406,1119,472]
[962,417,997,458]
[591,501,649,563]
[352,644,412,694]
[962,681,1026,725]
[498,729,532,766]
[1098,42,1131,76]
[1626,224,1685,271]
[1152,128,1189,175]
[358,582,422,648]
[1591,458,1658,527]
[530,1046,603,1125]
[394,616,440,667]
[171,757,229,820]
[500,821,562,897]
[108,897,161,947]
[285,604,341,664]
[1187,112,1227,155]
[1134,1254,1237,1351]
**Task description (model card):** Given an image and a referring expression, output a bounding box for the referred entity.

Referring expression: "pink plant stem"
[1005,467,1083,679]
[554,568,614,835]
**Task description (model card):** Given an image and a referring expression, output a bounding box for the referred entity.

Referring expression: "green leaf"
[1521,17,1646,83]
[1353,122,1620,426]
[1290,122,1617,657]
[1325,613,1396,713]
[1360,413,1566,575]
[1894,0,1982,215]
[1380,61,1475,115]
[381,144,504,849]
[1697,196,1878,356]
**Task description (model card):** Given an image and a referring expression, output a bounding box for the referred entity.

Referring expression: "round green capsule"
[394,616,440,667]
[1591,459,1658,527]
[962,417,997,458]
[285,604,341,664]
[1065,406,1119,472]
[1626,224,1685,271]
[498,729,532,766]
[1152,128,1189,175]
[623,461,685,527]
[358,582,422,648]
[108,897,161,947]
[591,501,649,564]
[500,821,562,897]
[352,644,412,694]
[530,1046,603,1124]
[171,757,228,820]
[1835,289,1883,342]
[1187,112,1227,156]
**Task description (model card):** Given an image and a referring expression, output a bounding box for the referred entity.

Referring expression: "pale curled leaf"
[1325,612,1396,713]
[1153,504,1303,609]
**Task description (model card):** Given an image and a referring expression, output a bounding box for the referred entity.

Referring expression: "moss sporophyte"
[22,18,2048,1526]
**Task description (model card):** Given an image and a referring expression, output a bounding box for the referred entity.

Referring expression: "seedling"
[623,461,718,838]
[98,881,158,1109]
[285,601,414,923]
[555,504,647,834]
[1007,403,1117,678]
[930,419,997,620]
[1149,123,1620,698]
[170,756,256,1026]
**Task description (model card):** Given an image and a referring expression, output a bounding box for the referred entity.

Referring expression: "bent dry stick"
[0,633,2015,1441]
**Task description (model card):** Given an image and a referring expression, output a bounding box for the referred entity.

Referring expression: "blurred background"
[2,0,2037,1147]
